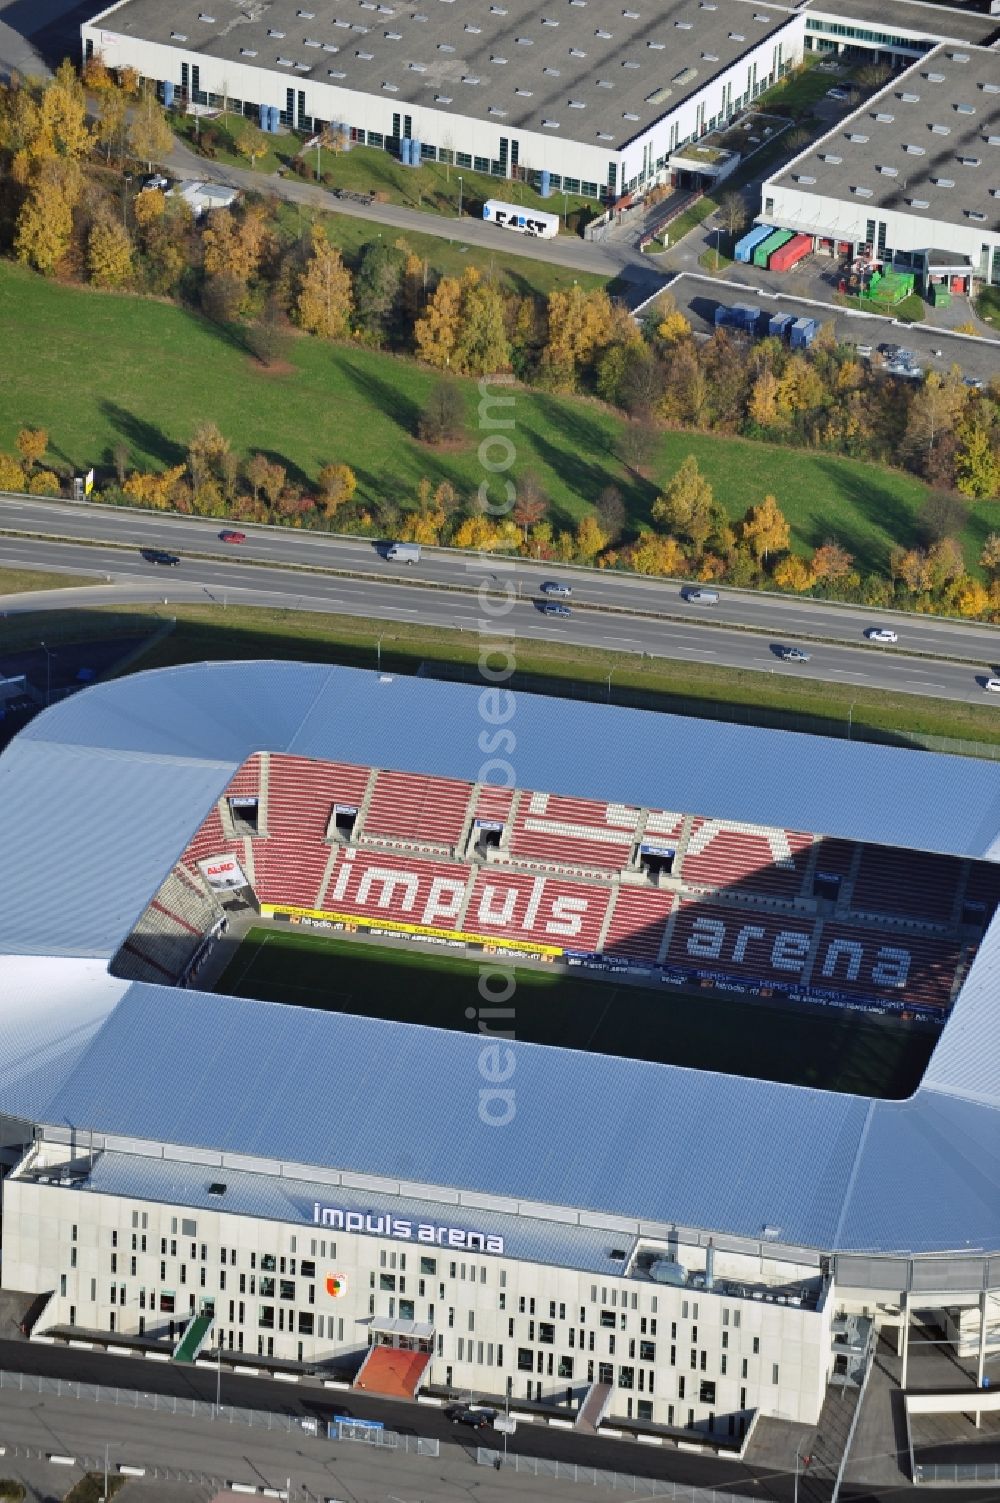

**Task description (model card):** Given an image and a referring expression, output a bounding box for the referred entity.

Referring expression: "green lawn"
[0,259,955,573]
[217,927,934,1097]
[177,115,595,229]
[275,201,609,301]
[835,290,925,324]
[0,566,101,593]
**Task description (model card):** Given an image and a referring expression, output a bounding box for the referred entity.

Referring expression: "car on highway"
[866,627,898,644]
[780,647,812,662]
[985,677,1000,694]
[540,580,572,596]
[141,548,180,566]
[684,588,720,605]
[446,1405,494,1429]
[219,529,247,543]
[541,601,572,617]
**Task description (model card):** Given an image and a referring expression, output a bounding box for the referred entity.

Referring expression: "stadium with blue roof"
[2,660,1000,1437]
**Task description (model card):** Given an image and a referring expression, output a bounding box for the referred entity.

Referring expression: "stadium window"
[670,1345,676,1366]
[539,1322,555,1343]
[517,1347,533,1370]
[700,1351,707,1371]
[498,1292,505,1309]
[753,1337,760,1354]
[600,1310,615,1328]
[448,1307,455,1327]
[722,1331,729,1348]
[772,1363,780,1384]
[380,1274,396,1292]
[279,1280,295,1301]
[733,1311,740,1329]
[301,1260,315,1278]
[298,1311,314,1335]
[690,1349,698,1369]
[692,1325,698,1342]
[421,1256,437,1275]
[640,1340,655,1362]
[258,1306,274,1328]
[741,1358,748,1379]
[721,1355,727,1375]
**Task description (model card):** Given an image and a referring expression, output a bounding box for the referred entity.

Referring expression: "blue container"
[540,169,551,198]
[733,223,774,263]
[768,312,794,339]
[260,104,271,132]
[789,316,818,350]
[269,105,281,133]
[163,81,175,109]
[400,136,411,165]
[411,138,421,166]
[340,123,351,152]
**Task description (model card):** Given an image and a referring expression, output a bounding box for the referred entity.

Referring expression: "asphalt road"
[3,497,1000,706]
[0,1338,782,1499]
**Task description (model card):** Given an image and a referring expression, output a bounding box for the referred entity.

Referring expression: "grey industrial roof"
[770,44,1000,230]
[802,0,1000,47]
[91,0,795,148]
[3,660,1000,1259]
[76,1150,635,1277]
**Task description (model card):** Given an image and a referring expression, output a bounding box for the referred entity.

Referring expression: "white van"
[386,542,421,564]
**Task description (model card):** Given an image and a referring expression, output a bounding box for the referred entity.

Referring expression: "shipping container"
[789,317,818,350]
[768,233,812,273]
[767,312,795,339]
[753,228,793,268]
[733,224,775,263]
[714,303,760,331]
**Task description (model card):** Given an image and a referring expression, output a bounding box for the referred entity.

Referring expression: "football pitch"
[215,927,937,1099]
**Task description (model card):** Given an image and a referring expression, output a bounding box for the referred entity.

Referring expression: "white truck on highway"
[386,542,421,564]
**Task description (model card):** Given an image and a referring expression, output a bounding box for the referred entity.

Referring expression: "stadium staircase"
[575,1380,613,1433]
[173,1308,214,1363]
[353,1344,431,1399]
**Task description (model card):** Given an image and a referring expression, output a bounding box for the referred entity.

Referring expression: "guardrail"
[477,1448,759,1498]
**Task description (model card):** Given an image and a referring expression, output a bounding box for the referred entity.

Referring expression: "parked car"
[219,529,247,543]
[542,601,572,617]
[855,344,873,360]
[780,647,812,662]
[866,627,898,644]
[826,86,850,101]
[540,581,572,596]
[142,173,169,191]
[447,1406,493,1429]
[141,548,180,566]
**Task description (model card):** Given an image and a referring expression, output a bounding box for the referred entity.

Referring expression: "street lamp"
[39,640,52,708]
[457,174,463,218]
[794,1438,812,1503]
[714,223,722,271]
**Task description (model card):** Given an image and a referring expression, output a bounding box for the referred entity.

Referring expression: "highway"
[2,496,1000,706]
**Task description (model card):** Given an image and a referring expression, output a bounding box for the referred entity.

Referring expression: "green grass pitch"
[215,926,936,1098]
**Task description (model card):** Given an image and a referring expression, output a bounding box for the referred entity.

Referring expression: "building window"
[558,1355,573,1379]
[420,1256,436,1275]
[259,1306,275,1329]
[517,1348,533,1371]
[753,1337,760,1354]
[538,1323,555,1344]
[618,1366,634,1389]
[600,1310,615,1328]
[700,1380,716,1404]
[772,1363,780,1385]
[380,1274,396,1292]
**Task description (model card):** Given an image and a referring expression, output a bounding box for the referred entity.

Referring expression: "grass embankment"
[268,198,608,300]
[175,115,595,228]
[218,927,933,1097]
[0,260,969,576]
[0,566,101,593]
[835,291,925,324]
[9,602,1000,753]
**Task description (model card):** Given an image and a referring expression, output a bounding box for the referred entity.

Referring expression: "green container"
[753,228,793,268]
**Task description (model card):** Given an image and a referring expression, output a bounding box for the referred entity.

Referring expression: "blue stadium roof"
[1,660,1000,1260]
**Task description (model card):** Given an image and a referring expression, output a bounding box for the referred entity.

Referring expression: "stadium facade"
[3,663,1000,1437]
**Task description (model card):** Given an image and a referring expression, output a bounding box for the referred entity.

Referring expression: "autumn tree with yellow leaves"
[296,226,352,338]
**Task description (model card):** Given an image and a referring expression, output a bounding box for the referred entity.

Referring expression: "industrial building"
[2,663,1000,1439]
[761,42,1000,288]
[82,0,806,200]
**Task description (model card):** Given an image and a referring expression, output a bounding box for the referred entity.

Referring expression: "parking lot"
[646,272,1000,387]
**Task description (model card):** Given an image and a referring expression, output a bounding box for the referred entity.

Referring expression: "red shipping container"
[768,232,813,272]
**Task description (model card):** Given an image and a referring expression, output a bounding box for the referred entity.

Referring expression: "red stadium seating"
[851,846,962,924]
[814,922,963,1011]
[603,888,676,963]
[507,791,639,873]
[363,770,474,849]
[171,752,975,1015]
[682,819,814,898]
[466,867,611,951]
[253,756,371,908]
